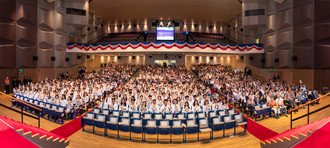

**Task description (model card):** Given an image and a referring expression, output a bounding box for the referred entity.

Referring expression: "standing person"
[4,77,10,94]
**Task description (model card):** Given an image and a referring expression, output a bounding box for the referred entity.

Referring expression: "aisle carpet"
[244,116,279,141]
[50,115,83,138]
[294,122,330,148]
[227,103,279,141]
[0,118,38,148]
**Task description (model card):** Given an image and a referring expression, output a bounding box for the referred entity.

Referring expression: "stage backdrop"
[66,42,264,54]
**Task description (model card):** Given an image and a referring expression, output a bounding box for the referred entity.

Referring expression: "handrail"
[0,92,41,128]
[289,93,330,129]
[0,92,42,112]
[289,93,330,113]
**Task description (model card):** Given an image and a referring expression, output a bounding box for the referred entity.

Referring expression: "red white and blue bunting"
[66,42,264,54]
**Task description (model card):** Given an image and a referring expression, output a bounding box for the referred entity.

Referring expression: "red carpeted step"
[294,122,330,148]
[263,117,330,142]
[0,118,38,148]
[0,116,66,141]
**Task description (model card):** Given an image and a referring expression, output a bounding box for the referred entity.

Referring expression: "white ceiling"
[89,0,242,26]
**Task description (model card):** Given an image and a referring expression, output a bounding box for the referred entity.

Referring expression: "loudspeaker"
[209,25,213,29]
[51,56,56,61]
[132,56,136,59]
[100,24,104,27]
[151,20,159,27]
[227,25,230,28]
[117,56,121,59]
[274,58,279,63]
[65,58,70,62]
[249,56,253,60]
[87,27,90,31]
[233,27,236,31]
[261,58,265,63]
[149,55,153,58]
[32,56,38,61]
[133,24,137,28]
[194,24,198,28]
[95,26,98,30]
[77,55,81,59]
[195,56,199,60]
[210,56,214,60]
[173,21,180,27]
[292,56,297,61]
[86,55,91,59]
[240,28,244,32]
[240,56,244,60]
[178,54,182,58]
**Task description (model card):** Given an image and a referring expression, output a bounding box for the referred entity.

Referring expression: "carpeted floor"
[244,116,279,141]
[294,122,330,148]
[50,115,83,138]
[0,118,38,148]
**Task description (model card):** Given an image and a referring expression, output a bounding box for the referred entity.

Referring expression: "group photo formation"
[0,0,329,148]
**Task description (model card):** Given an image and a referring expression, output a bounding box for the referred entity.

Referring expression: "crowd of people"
[192,64,320,118]
[13,64,140,118]
[95,65,231,113]
[11,63,321,120]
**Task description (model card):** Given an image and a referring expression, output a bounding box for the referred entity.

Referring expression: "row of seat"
[82,109,247,142]
[13,94,67,124]
[90,108,239,120]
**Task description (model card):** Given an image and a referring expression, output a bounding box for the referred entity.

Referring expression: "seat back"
[234,114,243,123]
[112,110,120,116]
[165,114,173,120]
[160,120,169,127]
[187,113,195,119]
[172,120,182,127]
[45,103,51,109]
[154,114,163,120]
[198,112,205,118]
[96,114,106,122]
[209,111,216,118]
[262,104,268,108]
[58,107,64,112]
[102,109,110,116]
[177,114,185,120]
[122,112,130,118]
[121,118,130,125]
[187,119,196,126]
[144,113,152,119]
[51,105,57,110]
[133,119,142,126]
[147,120,156,127]
[109,116,118,123]
[224,116,232,122]
[93,108,100,114]
[199,118,208,128]
[132,112,140,119]
[219,111,226,116]
[86,112,94,119]
[212,117,221,124]
[228,109,235,115]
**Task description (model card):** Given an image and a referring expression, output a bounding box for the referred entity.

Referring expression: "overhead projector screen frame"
[156,27,174,41]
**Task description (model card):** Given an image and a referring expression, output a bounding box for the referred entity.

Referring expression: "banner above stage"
[66,42,264,54]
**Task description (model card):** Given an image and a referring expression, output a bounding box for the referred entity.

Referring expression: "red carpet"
[0,118,38,148]
[294,122,330,148]
[244,116,279,141]
[0,116,66,140]
[224,103,279,141]
[262,116,330,142]
[51,115,83,138]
